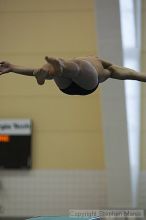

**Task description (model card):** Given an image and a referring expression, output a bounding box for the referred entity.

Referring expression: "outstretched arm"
[0,60,58,85]
[0,61,36,76]
[0,58,79,85]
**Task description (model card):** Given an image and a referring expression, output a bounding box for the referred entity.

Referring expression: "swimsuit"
[60,81,98,96]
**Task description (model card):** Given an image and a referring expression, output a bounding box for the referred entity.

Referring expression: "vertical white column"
[119,0,141,207]
[95,0,132,207]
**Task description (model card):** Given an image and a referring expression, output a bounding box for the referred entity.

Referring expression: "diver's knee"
[98,69,111,83]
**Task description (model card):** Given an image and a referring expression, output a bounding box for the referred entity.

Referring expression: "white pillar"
[119,0,141,207]
[95,0,132,207]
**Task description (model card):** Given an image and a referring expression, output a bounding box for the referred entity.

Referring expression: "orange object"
[0,135,10,143]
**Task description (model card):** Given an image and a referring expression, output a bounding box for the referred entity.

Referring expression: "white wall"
[95,0,133,208]
[0,170,107,218]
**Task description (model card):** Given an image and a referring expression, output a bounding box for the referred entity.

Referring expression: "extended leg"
[108,65,146,82]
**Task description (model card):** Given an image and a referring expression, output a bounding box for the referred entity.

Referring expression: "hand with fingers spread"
[0,61,13,75]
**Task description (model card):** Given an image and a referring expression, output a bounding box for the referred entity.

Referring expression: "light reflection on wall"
[119,0,141,207]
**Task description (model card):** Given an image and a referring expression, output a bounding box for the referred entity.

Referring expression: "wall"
[0,170,107,217]
[141,0,146,171]
[0,0,104,170]
[138,0,146,209]
[0,0,106,217]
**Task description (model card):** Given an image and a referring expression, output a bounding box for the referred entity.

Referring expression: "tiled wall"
[138,172,146,208]
[0,170,107,217]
